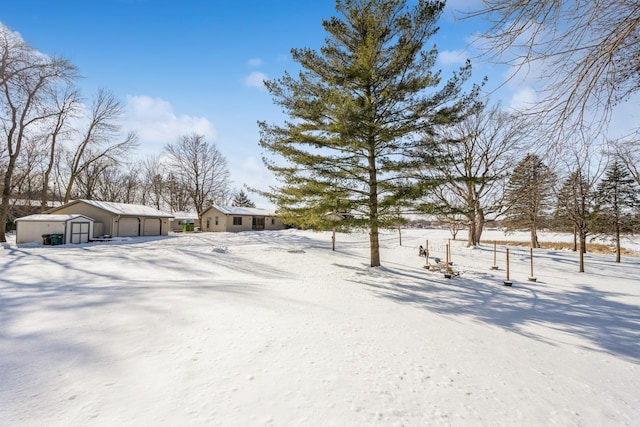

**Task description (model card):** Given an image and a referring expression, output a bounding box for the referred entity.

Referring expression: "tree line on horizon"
[0,23,241,242]
[2,0,640,269]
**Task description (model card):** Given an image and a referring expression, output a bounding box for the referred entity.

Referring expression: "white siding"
[16,222,64,244]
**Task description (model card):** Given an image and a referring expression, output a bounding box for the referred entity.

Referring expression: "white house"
[200,205,286,232]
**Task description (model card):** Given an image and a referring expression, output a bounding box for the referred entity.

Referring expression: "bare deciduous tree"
[0,24,77,242]
[62,89,137,203]
[140,154,166,210]
[472,1,640,132]
[425,103,531,246]
[38,85,80,211]
[164,133,230,223]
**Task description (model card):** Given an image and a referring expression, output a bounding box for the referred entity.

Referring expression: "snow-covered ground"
[1,228,639,426]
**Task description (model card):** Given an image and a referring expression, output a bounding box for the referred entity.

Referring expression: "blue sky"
[7,0,627,206]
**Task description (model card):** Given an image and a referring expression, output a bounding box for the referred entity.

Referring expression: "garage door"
[119,218,140,237]
[143,218,161,236]
[70,222,90,244]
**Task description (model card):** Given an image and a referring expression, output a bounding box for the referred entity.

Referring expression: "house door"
[70,222,90,244]
[252,217,265,230]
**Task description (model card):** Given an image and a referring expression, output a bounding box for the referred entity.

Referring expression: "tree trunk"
[370,226,380,267]
[579,232,587,272]
[467,226,475,246]
[466,213,476,246]
[470,206,484,246]
[368,141,380,267]
[0,137,19,243]
[0,186,11,242]
[615,224,621,263]
[530,228,539,249]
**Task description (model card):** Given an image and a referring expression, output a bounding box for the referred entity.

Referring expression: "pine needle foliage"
[258,0,480,266]
[503,153,556,248]
[232,190,256,208]
[593,162,640,262]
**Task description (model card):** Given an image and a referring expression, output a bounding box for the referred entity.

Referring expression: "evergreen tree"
[503,154,556,248]
[258,0,480,267]
[593,162,640,262]
[556,170,594,272]
[232,190,256,208]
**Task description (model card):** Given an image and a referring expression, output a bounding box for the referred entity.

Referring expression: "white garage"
[143,218,162,235]
[46,200,174,238]
[15,214,95,245]
[118,217,140,237]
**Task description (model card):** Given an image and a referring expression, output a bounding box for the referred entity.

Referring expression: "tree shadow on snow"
[345,261,640,364]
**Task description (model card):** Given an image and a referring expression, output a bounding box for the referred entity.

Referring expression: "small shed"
[15,214,95,244]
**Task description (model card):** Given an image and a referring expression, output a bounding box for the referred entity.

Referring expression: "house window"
[215,216,219,226]
[271,218,275,225]
[233,217,242,226]
[206,218,211,229]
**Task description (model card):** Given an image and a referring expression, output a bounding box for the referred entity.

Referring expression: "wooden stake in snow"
[448,239,452,265]
[528,247,537,282]
[504,248,513,286]
[446,243,450,265]
[425,239,430,268]
[444,243,452,278]
[491,240,499,270]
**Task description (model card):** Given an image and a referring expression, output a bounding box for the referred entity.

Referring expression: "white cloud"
[244,71,268,90]
[508,87,537,111]
[438,49,468,66]
[124,95,216,155]
[248,58,263,67]
[225,156,276,208]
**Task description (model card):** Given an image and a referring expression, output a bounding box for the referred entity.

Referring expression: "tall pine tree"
[503,154,556,248]
[556,170,594,272]
[232,190,256,208]
[593,162,640,262]
[258,0,480,266]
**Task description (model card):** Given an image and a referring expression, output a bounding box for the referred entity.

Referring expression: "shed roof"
[48,200,174,218]
[16,214,94,222]
[213,205,276,216]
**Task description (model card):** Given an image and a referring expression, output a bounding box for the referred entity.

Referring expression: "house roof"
[213,205,277,216]
[16,214,94,222]
[48,200,174,218]
[171,211,199,220]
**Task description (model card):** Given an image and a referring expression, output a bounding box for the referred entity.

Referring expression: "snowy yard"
[1,228,639,426]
